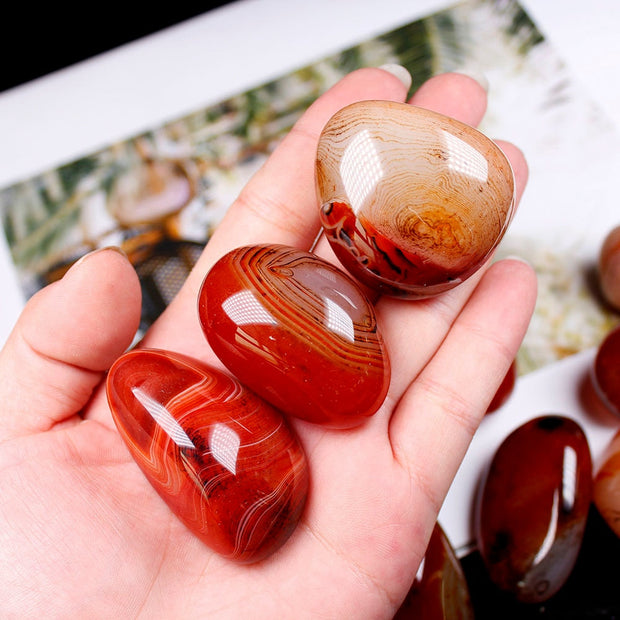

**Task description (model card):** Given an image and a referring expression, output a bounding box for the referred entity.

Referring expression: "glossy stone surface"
[593,429,620,539]
[394,522,474,619]
[316,100,515,298]
[599,225,620,311]
[475,415,592,603]
[486,360,517,414]
[593,326,620,417]
[106,348,308,563]
[199,244,390,427]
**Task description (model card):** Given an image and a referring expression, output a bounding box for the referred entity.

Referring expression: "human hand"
[0,67,536,618]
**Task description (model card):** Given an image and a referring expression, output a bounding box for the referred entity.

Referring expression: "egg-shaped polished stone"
[106,348,308,563]
[593,326,620,417]
[475,415,592,603]
[316,100,515,298]
[199,244,390,427]
[593,429,620,539]
[394,522,474,619]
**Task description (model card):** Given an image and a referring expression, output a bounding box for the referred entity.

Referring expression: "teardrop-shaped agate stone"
[199,244,390,427]
[593,429,620,539]
[316,100,515,298]
[106,348,309,563]
[394,522,474,619]
[475,415,592,603]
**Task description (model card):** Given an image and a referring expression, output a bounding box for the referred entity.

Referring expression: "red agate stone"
[486,360,517,414]
[199,244,390,427]
[394,522,474,619]
[475,415,592,603]
[593,429,620,538]
[593,326,620,417]
[106,348,308,563]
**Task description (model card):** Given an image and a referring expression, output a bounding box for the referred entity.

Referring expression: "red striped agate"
[198,244,390,427]
[106,349,308,563]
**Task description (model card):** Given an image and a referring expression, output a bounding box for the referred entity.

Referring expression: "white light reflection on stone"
[324,297,355,342]
[441,130,488,182]
[561,445,577,512]
[340,129,384,213]
[132,387,195,450]
[222,290,277,326]
[209,423,241,475]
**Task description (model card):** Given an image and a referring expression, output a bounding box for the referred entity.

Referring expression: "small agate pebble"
[106,348,308,563]
[593,429,620,539]
[475,415,592,603]
[394,522,474,619]
[592,325,620,417]
[599,225,620,311]
[316,100,515,298]
[486,360,517,414]
[199,244,390,428]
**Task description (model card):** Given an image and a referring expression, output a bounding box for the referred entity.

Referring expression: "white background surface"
[0,0,618,552]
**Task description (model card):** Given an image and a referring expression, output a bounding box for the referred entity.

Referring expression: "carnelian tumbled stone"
[593,326,620,417]
[593,429,620,539]
[106,348,308,563]
[316,100,515,298]
[394,522,474,619]
[475,415,592,603]
[199,244,390,427]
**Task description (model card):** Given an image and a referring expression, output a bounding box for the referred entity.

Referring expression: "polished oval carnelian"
[106,348,308,563]
[593,429,620,539]
[316,101,515,298]
[475,415,592,603]
[199,244,390,427]
[394,522,474,619]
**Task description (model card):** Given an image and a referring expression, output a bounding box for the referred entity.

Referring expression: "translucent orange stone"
[106,348,308,563]
[394,522,474,619]
[199,244,390,427]
[475,415,592,603]
[593,326,620,417]
[316,101,515,298]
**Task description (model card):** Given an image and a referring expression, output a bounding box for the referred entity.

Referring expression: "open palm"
[0,68,536,618]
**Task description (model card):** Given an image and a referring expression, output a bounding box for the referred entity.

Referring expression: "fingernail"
[503,254,532,267]
[378,64,412,91]
[453,69,489,93]
[71,246,129,271]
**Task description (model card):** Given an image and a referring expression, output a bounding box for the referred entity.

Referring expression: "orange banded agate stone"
[106,348,308,563]
[316,101,515,298]
[199,244,389,427]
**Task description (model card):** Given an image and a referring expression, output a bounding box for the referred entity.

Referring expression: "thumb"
[0,247,141,441]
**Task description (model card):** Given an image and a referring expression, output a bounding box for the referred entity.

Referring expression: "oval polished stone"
[486,360,517,414]
[475,415,592,603]
[593,429,620,538]
[316,100,515,298]
[592,326,620,417]
[106,348,309,563]
[199,244,390,427]
[394,522,474,619]
[599,225,620,311]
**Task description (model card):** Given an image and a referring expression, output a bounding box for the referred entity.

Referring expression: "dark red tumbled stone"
[593,325,620,417]
[394,522,474,619]
[486,359,517,414]
[475,415,592,603]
